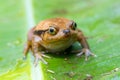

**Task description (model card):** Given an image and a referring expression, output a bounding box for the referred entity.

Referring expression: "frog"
[23,17,96,65]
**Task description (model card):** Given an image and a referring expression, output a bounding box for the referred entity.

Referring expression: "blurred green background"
[0,0,120,80]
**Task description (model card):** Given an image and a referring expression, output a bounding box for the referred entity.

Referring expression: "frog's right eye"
[71,22,77,30]
[48,27,57,35]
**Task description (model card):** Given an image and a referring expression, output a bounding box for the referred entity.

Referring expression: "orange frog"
[23,18,96,65]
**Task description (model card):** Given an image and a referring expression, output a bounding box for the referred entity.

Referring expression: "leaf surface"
[0,0,120,80]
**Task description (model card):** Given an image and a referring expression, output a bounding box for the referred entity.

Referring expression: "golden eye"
[48,27,57,35]
[71,22,77,30]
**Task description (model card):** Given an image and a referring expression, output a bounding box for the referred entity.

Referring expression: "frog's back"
[35,18,70,31]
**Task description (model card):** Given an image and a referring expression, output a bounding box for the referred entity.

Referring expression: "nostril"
[63,29,70,34]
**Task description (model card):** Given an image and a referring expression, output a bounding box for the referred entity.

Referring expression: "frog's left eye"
[71,22,77,30]
[48,27,57,35]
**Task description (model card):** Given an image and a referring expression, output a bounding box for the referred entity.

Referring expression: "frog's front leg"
[32,40,50,66]
[23,41,31,60]
[76,30,96,61]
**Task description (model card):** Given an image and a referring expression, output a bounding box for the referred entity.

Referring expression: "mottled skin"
[23,18,95,65]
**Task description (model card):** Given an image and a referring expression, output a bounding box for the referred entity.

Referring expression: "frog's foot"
[76,48,96,61]
[34,53,51,66]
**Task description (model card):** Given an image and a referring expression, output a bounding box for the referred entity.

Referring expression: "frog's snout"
[63,29,70,34]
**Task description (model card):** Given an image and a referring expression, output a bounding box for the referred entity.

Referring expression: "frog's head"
[34,18,78,43]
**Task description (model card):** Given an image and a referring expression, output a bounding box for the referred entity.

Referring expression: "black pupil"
[73,22,77,28]
[50,28,54,32]
[72,22,77,30]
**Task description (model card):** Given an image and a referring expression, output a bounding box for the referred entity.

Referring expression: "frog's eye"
[71,22,77,30]
[48,27,57,35]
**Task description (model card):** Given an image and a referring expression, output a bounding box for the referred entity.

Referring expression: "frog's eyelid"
[67,20,74,27]
[49,26,59,31]
[70,21,77,27]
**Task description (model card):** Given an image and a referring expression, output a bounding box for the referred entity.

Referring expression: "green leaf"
[0,0,120,80]
[0,0,31,79]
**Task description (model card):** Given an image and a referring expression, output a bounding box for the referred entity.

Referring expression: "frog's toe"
[76,48,96,61]
[42,54,51,59]
[34,53,48,66]
[76,51,83,57]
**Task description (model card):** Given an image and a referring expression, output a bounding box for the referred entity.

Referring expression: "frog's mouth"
[47,36,70,42]
[45,33,77,43]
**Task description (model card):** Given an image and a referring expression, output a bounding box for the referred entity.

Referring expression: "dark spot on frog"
[63,29,70,34]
